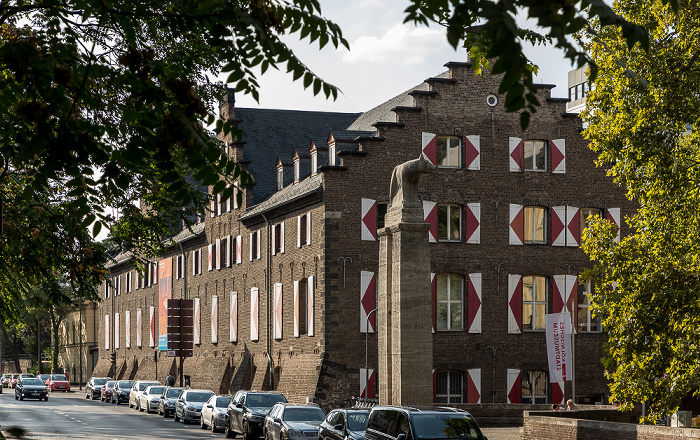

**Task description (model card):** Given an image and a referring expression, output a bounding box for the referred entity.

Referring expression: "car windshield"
[148,387,165,395]
[139,382,159,391]
[22,379,45,386]
[246,394,287,408]
[283,407,326,422]
[216,397,232,407]
[106,381,116,387]
[166,388,184,398]
[51,375,67,381]
[118,381,133,388]
[347,413,369,431]
[411,414,484,440]
[187,392,215,402]
[94,378,108,386]
[21,374,34,378]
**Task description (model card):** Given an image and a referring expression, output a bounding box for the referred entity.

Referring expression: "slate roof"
[240,173,323,221]
[234,108,361,204]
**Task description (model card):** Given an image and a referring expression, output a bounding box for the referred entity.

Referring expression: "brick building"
[93,61,633,409]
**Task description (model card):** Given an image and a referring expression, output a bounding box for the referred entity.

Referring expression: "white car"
[200,395,233,432]
[139,385,166,413]
[129,380,161,409]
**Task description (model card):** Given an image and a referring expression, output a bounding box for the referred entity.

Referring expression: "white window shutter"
[607,208,621,242]
[551,206,567,247]
[467,273,482,333]
[208,244,213,271]
[509,204,524,245]
[423,201,437,243]
[466,203,481,244]
[257,231,262,259]
[293,281,300,338]
[553,275,567,314]
[509,137,523,172]
[297,215,302,248]
[211,295,218,344]
[198,249,202,274]
[361,199,377,241]
[273,283,283,340]
[229,292,238,343]
[271,224,277,256]
[551,139,566,174]
[566,206,580,247]
[249,232,253,262]
[360,271,376,333]
[194,298,201,345]
[306,214,311,246]
[236,236,242,265]
[250,288,259,341]
[280,222,285,253]
[508,274,522,334]
[421,132,437,165]
[467,368,482,403]
[227,235,232,267]
[307,276,315,336]
[192,251,196,276]
[507,369,522,404]
[465,135,480,170]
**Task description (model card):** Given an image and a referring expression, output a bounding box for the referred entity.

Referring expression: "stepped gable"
[234,108,360,204]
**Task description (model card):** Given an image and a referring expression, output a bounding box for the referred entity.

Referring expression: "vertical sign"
[158,257,173,351]
[546,313,573,383]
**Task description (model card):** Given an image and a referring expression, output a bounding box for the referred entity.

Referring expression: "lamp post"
[485,346,503,403]
[364,308,378,399]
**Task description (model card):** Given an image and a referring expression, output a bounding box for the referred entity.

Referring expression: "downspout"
[260,213,273,390]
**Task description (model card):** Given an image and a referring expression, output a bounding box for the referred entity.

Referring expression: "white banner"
[546,313,573,383]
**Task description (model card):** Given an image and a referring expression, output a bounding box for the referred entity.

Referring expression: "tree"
[580,0,700,422]
[403,0,671,129]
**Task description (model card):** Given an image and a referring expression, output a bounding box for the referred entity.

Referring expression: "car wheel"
[211,417,217,432]
[174,411,180,422]
[242,422,250,440]
[14,395,18,400]
[181,411,187,424]
[201,416,207,429]
[128,399,133,408]
[225,421,236,438]
[19,395,23,401]
[45,395,49,401]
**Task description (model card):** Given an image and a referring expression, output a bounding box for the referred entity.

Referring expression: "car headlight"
[286,428,301,438]
[188,406,196,411]
[218,413,227,419]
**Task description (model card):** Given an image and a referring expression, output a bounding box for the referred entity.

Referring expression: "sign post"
[166,299,194,386]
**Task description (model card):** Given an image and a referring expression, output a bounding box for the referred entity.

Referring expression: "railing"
[351,397,379,409]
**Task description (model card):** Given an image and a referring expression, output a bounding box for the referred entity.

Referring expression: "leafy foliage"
[403,0,670,129]
[581,0,700,422]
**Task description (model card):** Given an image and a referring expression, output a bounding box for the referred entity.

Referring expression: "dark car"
[319,409,370,440]
[264,403,326,440]
[86,377,111,400]
[225,390,288,439]
[111,380,135,404]
[159,386,187,418]
[101,380,116,402]
[15,377,49,401]
[173,389,216,424]
[365,406,487,440]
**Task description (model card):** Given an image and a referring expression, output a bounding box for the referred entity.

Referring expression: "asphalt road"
[0,388,221,439]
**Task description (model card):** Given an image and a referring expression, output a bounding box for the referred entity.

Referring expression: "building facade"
[93,61,633,409]
[58,301,100,384]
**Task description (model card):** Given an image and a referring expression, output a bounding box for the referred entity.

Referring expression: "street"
[0,389,220,439]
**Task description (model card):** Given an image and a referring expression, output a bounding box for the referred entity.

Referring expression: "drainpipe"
[260,213,274,390]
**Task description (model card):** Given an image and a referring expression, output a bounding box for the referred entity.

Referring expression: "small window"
[435,371,464,404]
[277,168,284,190]
[579,208,603,241]
[578,280,602,332]
[521,370,548,404]
[569,86,576,102]
[311,152,318,174]
[576,84,583,101]
[523,275,547,331]
[437,204,461,241]
[329,144,336,166]
[298,278,307,335]
[436,136,461,168]
[436,274,463,331]
[523,140,546,171]
[299,214,308,246]
[524,206,546,244]
[274,225,282,254]
[376,202,388,230]
[294,161,300,183]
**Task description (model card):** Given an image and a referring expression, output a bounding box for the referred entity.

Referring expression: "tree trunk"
[1,325,22,372]
[49,309,61,373]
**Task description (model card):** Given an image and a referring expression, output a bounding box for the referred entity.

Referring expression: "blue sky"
[231,0,576,113]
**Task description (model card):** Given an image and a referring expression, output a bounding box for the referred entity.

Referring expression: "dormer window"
[329,144,336,166]
[277,167,283,190]
[311,152,317,175]
[294,160,300,183]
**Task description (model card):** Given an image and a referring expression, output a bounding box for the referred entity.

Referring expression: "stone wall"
[522,415,700,440]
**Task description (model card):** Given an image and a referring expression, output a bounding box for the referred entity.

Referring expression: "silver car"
[129,380,161,409]
[138,385,166,413]
[264,403,326,440]
[201,395,233,432]
[174,389,215,424]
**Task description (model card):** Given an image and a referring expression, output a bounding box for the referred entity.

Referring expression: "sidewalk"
[481,426,521,440]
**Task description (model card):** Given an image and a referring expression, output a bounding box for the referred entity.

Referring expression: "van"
[365,406,487,440]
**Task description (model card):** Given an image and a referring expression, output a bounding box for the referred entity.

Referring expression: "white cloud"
[342,23,446,66]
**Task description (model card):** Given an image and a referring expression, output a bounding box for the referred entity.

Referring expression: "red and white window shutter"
[215,239,221,270]
[136,308,142,348]
[360,368,376,398]
[194,298,201,345]
[509,137,524,172]
[307,276,315,336]
[360,271,376,333]
[422,132,437,165]
[273,283,283,340]
[431,272,436,333]
[551,206,580,247]
[236,236,242,264]
[552,381,565,405]
[257,231,261,259]
[105,314,110,350]
[230,292,238,343]
[293,281,300,338]
[226,235,232,267]
[508,274,523,334]
[465,203,481,244]
[125,311,130,349]
[251,287,259,341]
[467,368,481,404]
[509,204,524,245]
[553,274,578,315]
[149,306,155,348]
[211,295,219,344]
[306,214,311,246]
[208,244,214,271]
[465,135,480,170]
[551,139,566,174]
[249,233,254,261]
[114,313,120,349]
[467,273,482,333]
[606,208,621,242]
[361,198,377,241]
[507,369,522,404]
[423,201,437,243]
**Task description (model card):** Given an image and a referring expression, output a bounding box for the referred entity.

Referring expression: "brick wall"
[522,415,700,440]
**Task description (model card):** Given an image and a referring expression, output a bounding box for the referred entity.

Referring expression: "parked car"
[365,406,487,440]
[111,380,135,404]
[264,403,326,440]
[200,395,233,432]
[14,377,49,401]
[46,374,70,392]
[1,373,12,388]
[9,373,20,388]
[225,390,288,439]
[173,389,216,424]
[101,380,116,402]
[318,409,370,440]
[138,385,165,413]
[159,386,187,418]
[129,380,161,409]
[86,377,111,400]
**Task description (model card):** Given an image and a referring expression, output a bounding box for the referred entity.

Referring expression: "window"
[436,136,461,168]
[524,206,546,244]
[250,230,261,261]
[273,223,284,255]
[436,274,463,330]
[521,371,548,404]
[294,161,300,183]
[277,168,283,190]
[298,213,311,247]
[435,371,464,404]
[579,207,603,241]
[523,276,546,331]
[376,202,388,230]
[569,87,576,102]
[437,204,461,241]
[523,140,546,171]
[578,280,602,332]
[311,152,317,174]
[329,144,336,166]
[297,278,307,336]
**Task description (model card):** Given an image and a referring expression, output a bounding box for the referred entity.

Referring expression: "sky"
[230,0,577,114]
